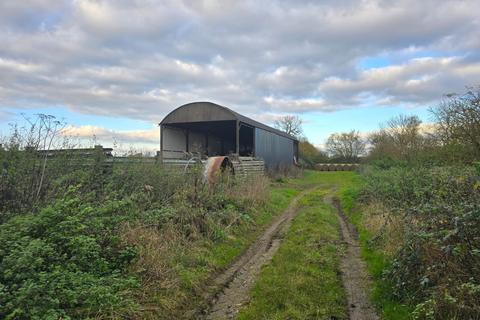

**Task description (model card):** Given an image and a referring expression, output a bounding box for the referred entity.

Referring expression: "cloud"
[0,0,479,124]
[263,96,330,113]
[61,125,159,151]
[319,56,480,106]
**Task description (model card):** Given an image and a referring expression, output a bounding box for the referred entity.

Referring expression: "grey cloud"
[0,0,68,31]
[62,124,158,144]
[0,0,479,124]
[319,56,480,106]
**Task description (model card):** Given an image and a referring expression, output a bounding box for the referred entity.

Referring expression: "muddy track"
[196,189,312,320]
[331,197,379,320]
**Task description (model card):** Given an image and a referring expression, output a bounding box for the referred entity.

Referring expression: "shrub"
[361,165,480,319]
[0,189,138,319]
[0,129,273,318]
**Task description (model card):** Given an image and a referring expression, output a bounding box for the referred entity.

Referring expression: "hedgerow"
[0,141,271,319]
[361,165,480,319]
[0,188,138,319]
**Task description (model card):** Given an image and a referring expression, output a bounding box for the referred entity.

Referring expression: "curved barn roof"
[160,101,298,141]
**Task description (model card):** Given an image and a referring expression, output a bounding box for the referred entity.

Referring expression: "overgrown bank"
[0,150,303,319]
[343,164,480,320]
[336,88,480,320]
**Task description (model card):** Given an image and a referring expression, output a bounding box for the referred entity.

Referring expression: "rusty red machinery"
[203,156,234,184]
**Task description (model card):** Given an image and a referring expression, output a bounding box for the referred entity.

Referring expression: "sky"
[0,0,479,151]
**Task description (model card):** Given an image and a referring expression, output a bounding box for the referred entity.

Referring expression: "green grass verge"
[155,170,411,319]
[237,189,346,320]
[336,174,412,320]
[176,187,299,285]
[153,186,300,318]
[237,171,412,320]
[237,172,361,320]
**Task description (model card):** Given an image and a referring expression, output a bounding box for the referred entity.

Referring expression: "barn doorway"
[239,124,254,156]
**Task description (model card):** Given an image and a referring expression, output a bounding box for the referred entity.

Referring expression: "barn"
[159,102,299,168]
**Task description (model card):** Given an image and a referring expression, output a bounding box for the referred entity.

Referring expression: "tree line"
[274,87,480,166]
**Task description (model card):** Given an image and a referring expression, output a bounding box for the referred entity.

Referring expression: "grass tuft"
[237,173,357,320]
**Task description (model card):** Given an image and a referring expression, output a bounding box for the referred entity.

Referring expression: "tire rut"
[330,196,379,320]
[198,189,313,320]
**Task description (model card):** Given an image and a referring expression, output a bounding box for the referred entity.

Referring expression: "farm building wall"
[162,126,186,159]
[160,102,299,168]
[254,128,294,168]
[161,123,235,159]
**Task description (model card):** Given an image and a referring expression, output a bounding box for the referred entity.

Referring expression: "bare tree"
[326,130,366,162]
[274,115,303,138]
[430,88,480,155]
[385,115,424,159]
[0,114,67,212]
[298,138,328,167]
[368,115,425,162]
[32,115,66,200]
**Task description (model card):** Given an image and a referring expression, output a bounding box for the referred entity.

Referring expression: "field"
[1,141,479,319]
[0,158,369,319]
[1,4,480,319]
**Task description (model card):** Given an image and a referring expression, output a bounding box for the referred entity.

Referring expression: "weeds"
[0,122,278,319]
[359,165,480,319]
[0,190,138,319]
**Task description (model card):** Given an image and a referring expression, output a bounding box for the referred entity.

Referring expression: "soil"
[198,189,312,320]
[194,190,378,320]
[331,197,379,320]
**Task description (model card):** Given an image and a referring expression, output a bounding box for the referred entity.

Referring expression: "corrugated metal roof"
[160,101,298,141]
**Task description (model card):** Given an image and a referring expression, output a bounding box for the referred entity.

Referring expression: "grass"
[237,188,346,320]
[237,171,362,320]
[336,174,412,320]
[347,209,412,320]
[140,185,301,319]
[176,186,299,281]
[237,170,412,319]
[136,170,410,319]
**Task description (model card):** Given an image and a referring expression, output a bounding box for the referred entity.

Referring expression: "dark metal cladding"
[159,101,299,168]
[254,128,295,167]
[161,102,236,124]
[160,101,297,140]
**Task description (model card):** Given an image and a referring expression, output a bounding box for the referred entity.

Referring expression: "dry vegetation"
[348,88,480,319]
[1,88,479,320]
[0,123,278,319]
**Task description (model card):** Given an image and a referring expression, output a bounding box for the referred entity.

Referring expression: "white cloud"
[0,0,479,124]
[61,125,159,152]
[319,56,480,106]
[62,125,158,143]
[263,96,329,113]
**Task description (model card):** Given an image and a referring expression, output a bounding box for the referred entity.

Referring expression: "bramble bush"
[0,188,138,319]
[1,138,270,319]
[362,165,480,319]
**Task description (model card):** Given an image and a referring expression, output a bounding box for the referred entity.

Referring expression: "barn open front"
[160,121,256,159]
[159,102,298,169]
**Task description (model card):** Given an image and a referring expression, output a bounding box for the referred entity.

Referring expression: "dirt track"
[197,189,378,320]
[332,198,379,320]
[200,189,311,319]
